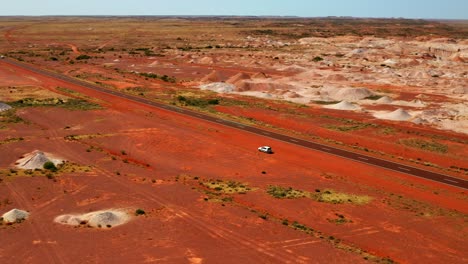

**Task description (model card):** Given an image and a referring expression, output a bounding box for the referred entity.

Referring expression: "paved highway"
[2,58,467,190]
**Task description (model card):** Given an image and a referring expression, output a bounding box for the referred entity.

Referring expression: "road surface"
[2,58,467,190]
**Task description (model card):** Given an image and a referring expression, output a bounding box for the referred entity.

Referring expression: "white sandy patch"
[0,102,12,112]
[54,209,131,229]
[391,99,427,108]
[376,96,393,104]
[2,209,29,223]
[325,101,360,111]
[15,150,65,170]
[320,87,373,102]
[373,108,412,121]
[199,82,235,93]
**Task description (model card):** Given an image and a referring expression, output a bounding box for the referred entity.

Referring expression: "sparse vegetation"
[327,213,353,225]
[364,95,383,100]
[177,96,220,107]
[266,186,306,199]
[399,138,448,153]
[135,209,146,215]
[314,190,372,205]
[75,54,92,60]
[0,137,24,145]
[10,98,102,111]
[312,56,324,62]
[267,186,372,205]
[139,72,176,83]
[202,180,252,194]
[312,100,340,105]
[326,123,377,132]
[43,161,57,172]
[0,109,25,124]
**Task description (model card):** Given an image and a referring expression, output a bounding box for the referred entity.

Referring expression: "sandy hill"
[374,108,412,121]
[55,209,130,229]
[0,102,12,112]
[2,209,29,223]
[16,150,64,170]
[325,101,359,111]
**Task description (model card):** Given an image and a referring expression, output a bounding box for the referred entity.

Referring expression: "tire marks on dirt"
[90,166,305,263]
[4,181,68,264]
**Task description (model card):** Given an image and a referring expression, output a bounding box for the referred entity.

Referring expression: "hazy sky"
[1,0,467,19]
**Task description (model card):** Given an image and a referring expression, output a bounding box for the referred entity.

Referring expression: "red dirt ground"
[0,61,467,263]
[1,18,467,263]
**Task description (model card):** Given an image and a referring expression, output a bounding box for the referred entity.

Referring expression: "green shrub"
[399,138,448,153]
[43,161,57,171]
[266,186,305,199]
[312,56,323,62]
[76,54,92,60]
[135,209,146,215]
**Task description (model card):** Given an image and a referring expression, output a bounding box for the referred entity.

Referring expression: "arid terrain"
[0,17,467,263]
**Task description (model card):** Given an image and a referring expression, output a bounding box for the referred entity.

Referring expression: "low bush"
[135,209,146,215]
[43,161,57,172]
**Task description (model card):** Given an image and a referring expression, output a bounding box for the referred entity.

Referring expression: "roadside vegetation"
[9,98,102,111]
[202,179,253,194]
[139,72,176,83]
[399,138,448,153]
[266,185,372,205]
[0,109,25,125]
[1,162,92,179]
[176,95,219,108]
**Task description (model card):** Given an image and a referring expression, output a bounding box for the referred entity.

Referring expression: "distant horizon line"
[0,15,467,21]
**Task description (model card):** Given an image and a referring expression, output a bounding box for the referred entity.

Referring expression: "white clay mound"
[376,96,393,104]
[54,209,130,229]
[374,108,412,121]
[321,87,373,102]
[16,150,64,170]
[2,209,29,223]
[325,101,359,110]
[199,82,235,93]
[0,102,12,112]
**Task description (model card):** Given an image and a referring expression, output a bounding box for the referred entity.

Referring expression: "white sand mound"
[0,102,12,112]
[376,96,393,104]
[16,150,64,170]
[54,209,130,229]
[321,87,373,102]
[2,209,29,223]
[199,82,235,93]
[374,108,412,121]
[391,99,426,108]
[325,101,359,111]
[235,80,295,92]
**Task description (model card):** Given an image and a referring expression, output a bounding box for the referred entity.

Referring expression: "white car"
[258,146,273,154]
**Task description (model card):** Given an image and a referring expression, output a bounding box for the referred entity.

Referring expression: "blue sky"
[1,0,467,19]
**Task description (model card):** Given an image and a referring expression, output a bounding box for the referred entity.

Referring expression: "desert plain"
[0,17,467,263]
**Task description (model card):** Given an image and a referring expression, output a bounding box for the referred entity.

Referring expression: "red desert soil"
[0,17,467,264]
[0,61,467,264]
